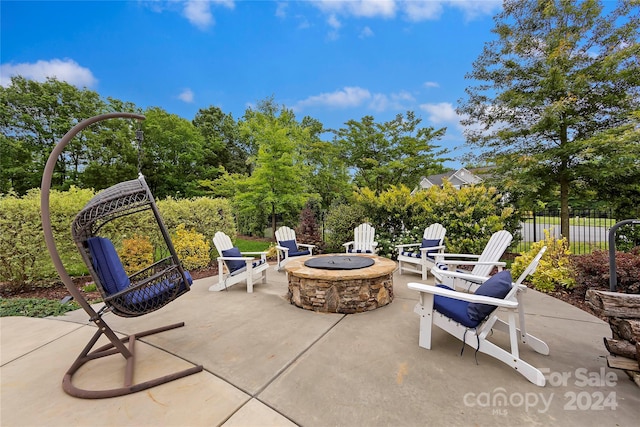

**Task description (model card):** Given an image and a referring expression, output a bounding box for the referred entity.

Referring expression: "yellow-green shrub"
[118,235,154,275]
[172,224,211,270]
[0,187,94,287]
[511,229,576,293]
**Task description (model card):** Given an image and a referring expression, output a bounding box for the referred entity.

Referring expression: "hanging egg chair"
[41,112,203,399]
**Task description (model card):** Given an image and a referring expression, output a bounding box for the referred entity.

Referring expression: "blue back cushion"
[467,270,513,322]
[222,247,245,273]
[87,237,130,296]
[421,238,441,256]
[279,239,298,253]
[433,285,479,328]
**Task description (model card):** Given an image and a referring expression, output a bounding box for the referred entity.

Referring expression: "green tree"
[459,0,640,241]
[332,111,447,194]
[299,116,351,211]
[192,106,249,177]
[235,100,315,235]
[141,107,205,198]
[0,76,106,193]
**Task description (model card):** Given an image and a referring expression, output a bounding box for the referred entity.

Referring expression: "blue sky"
[1,0,505,168]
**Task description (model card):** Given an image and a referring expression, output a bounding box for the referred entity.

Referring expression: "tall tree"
[333,111,446,194]
[0,76,106,193]
[141,107,205,198]
[459,0,640,240]
[192,106,249,177]
[235,100,314,235]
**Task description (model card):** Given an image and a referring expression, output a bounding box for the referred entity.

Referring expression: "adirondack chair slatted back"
[275,226,297,244]
[423,223,446,244]
[353,223,376,252]
[213,231,234,255]
[472,230,513,277]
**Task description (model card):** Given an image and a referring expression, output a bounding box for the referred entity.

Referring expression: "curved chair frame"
[41,113,202,399]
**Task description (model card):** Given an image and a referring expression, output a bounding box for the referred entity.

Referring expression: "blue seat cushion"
[222,247,246,273]
[126,271,192,305]
[433,285,480,328]
[467,270,513,322]
[230,259,267,276]
[87,237,131,295]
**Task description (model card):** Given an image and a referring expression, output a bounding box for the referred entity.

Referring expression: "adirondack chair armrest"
[395,243,420,250]
[298,243,315,250]
[408,282,518,309]
[434,253,481,261]
[419,245,445,253]
[435,259,506,268]
[430,267,490,284]
[218,256,256,262]
[343,241,355,248]
[276,245,289,252]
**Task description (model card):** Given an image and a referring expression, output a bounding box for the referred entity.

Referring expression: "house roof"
[418,168,483,190]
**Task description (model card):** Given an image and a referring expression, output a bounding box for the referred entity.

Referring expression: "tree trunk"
[609,318,640,343]
[560,173,570,244]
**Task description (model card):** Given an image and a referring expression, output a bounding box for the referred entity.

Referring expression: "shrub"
[118,235,154,275]
[573,247,640,294]
[0,187,94,287]
[296,204,324,252]
[352,182,520,256]
[511,229,576,293]
[323,203,369,253]
[172,224,211,270]
[0,298,80,317]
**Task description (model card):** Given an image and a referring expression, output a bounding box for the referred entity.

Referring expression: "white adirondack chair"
[408,247,549,386]
[395,223,446,280]
[343,223,378,254]
[275,226,315,271]
[431,230,513,292]
[209,231,268,293]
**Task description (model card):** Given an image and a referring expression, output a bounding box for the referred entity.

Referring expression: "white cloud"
[403,1,443,21]
[275,2,287,18]
[327,14,341,29]
[296,86,372,109]
[178,88,194,103]
[449,0,502,21]
[423,81,440,88]
[312,0,396,18]
[295,87,414,113]
[310,0,500,22]
[419,102,460,125]
[359,26,374,38]
[184,0,235,29]
[0,58,97,88]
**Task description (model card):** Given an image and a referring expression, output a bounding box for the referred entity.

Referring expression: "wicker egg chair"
[41,112,202,399]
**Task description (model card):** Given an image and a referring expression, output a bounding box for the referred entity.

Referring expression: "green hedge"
[0,188,236,289]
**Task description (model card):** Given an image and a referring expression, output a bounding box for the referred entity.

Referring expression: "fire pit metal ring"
[304,255,374,270]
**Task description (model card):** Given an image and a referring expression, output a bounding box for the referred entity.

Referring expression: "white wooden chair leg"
[415,293,434,350]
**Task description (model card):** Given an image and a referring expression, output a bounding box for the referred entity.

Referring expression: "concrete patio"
[1,266,638,426]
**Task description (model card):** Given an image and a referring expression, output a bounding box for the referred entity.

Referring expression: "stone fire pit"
[284,254,397,313]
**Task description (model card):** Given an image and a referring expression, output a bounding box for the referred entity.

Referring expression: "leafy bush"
[296,204,324,252]
[323,203,369,253]
[511,229,576,292]
[118,235,154,275]
[352,182,520,256]
[172,224,211,270]
[0,298,80,317]
[0,188,235,289]
[0,187,94,286]
[573,247,640,294]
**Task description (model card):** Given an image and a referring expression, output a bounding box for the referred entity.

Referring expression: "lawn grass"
[235,237,272,252]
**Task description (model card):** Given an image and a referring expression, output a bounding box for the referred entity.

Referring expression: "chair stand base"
[63,321,203,399]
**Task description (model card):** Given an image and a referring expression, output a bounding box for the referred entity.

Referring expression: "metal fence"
[514,209,616,255]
